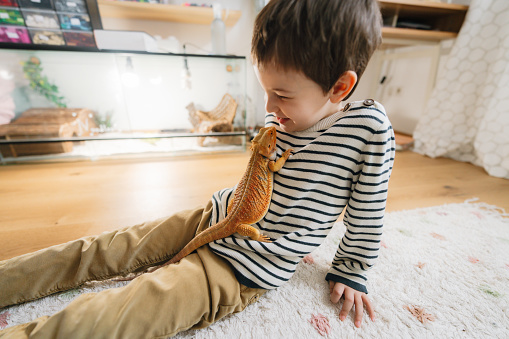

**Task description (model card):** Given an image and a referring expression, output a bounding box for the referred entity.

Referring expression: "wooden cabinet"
[379,0,469,44]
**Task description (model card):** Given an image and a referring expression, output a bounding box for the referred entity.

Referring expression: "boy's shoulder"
[341,99,391,129]
[343,99,386,117]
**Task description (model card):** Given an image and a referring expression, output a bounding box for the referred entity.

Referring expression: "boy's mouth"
[277,117,290,125]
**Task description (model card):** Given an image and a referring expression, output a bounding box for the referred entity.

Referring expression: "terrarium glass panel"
[0,48,247,163]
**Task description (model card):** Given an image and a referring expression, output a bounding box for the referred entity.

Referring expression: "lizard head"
[251,126,277,159]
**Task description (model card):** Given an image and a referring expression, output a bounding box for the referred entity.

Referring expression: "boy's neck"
[323,100,343,119]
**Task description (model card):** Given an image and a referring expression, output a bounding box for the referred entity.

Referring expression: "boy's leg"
[0,245,266,339]
[0,202,213,309]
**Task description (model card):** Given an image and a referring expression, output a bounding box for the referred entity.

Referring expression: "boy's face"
[254,63,340,133]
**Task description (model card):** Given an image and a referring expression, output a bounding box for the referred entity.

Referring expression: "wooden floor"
[1,150,508,261]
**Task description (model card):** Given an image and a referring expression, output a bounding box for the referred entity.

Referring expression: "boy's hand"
[329,281,375,328]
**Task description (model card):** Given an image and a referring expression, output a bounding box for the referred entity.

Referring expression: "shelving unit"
[97,0,242,26]
[96,1,466,42]
[382,26,457,42]
[379,0,469,44]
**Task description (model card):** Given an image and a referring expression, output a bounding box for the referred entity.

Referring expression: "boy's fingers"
[362,294,376,321]
[330,282,344,304]
[338,289,354,321]
[354,294,363,328]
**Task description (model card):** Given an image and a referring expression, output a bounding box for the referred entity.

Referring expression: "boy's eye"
[276,94,289,100]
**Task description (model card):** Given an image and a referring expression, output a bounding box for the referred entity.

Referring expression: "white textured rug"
[2,201,509,338]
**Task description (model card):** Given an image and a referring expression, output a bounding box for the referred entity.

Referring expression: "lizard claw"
[258,234,272,243]
[282,149,293,159]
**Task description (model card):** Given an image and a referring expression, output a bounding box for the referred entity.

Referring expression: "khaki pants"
[0,201,265,338]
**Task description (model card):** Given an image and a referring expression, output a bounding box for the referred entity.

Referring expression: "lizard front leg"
[269,149,293,172]
[236,224,272,242]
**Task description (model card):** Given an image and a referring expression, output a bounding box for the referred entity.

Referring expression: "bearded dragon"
[166,126,292,265]
[121,126,292,279]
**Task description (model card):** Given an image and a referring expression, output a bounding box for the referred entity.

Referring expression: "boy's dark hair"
[251,0,382,96]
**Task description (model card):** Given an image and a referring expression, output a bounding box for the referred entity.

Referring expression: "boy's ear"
[329,71,357,103]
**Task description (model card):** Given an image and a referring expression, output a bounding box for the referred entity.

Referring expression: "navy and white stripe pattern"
[208,100,395,293]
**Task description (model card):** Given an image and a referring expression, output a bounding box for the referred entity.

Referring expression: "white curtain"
[413,0,509,179]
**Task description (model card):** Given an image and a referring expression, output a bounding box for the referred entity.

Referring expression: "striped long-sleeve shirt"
[208,100,395,293]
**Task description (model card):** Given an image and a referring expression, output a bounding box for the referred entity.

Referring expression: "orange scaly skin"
[165,126,293,265]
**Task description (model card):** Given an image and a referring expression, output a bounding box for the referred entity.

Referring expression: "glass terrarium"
[0,48,247,163]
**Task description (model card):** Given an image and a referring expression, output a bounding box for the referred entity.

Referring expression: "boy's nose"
[265,94,278,114]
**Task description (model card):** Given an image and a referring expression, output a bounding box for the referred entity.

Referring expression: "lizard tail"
[167,220,230,264]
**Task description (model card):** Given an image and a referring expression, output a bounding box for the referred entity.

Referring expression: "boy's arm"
[326,121,395,293]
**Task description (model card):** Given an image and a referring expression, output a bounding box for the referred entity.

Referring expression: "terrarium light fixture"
[121,56,140,88]
[181,44,192,90]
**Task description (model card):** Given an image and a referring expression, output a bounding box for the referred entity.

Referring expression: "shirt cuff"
[325,273,368,294]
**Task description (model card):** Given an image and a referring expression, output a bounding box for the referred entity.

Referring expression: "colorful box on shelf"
[58,13,92,31]
[54,0,88,13]
[0,0,19,7]
[17,0,54,10]
[63,30,95,47]
[0,24,31,43]
[0,8,25,25]
[29,28,65,45]
[22,9,60,29]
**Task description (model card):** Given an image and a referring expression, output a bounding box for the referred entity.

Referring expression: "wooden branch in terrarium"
[187,93,238,146]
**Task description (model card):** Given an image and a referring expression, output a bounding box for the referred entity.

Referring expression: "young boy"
[0,0,394,337]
